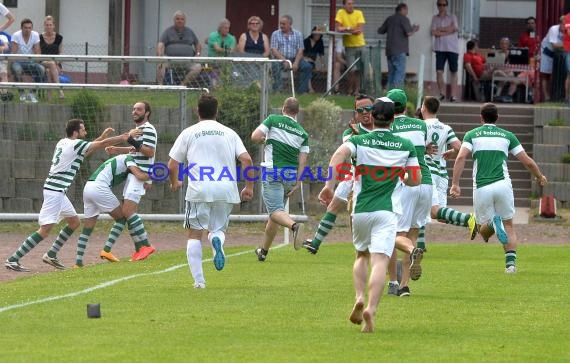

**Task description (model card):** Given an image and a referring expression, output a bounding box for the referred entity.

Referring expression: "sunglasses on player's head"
[355,105,373,113]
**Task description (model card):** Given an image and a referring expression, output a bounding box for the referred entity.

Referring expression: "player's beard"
[133,114,145,124]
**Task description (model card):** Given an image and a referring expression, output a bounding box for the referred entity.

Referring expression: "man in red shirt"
[563,13,570,103]
[518,16,538,57]
[463,39,494,100]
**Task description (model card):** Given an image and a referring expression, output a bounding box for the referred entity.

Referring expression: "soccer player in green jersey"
[386,88,431,297]
[252,97,309,261]
[5,119,133,272]
[302,94,374,255]
[319,97,420,333]
[450,103,547,273]
[105,101,158,262]
[74,154,150,267]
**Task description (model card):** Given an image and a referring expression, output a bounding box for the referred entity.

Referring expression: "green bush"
[302,98,344,173]
[214,84,262,161]
[562,153,570,164]
[70,90,104,138]
[547,118,566,126]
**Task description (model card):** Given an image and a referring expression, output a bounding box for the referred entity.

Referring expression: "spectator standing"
[333,38,347,93]
[11,18,45,103]
[430,0,459,102]
[0,2,14,32]
[539,16,564,101]
[377,3,419,89]
[237,16,270,57]
[251,97,308,261]
[270,15,312,93]
[517,16,538,57]
[40,15,65,99]
[207,19,236,57]
[335,0,366,95]
[156,10,202,86]
[168,94,254,288]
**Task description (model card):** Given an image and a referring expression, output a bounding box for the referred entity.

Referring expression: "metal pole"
[84,42,88,83]
[417,53,425,110]
[179,88,187,214]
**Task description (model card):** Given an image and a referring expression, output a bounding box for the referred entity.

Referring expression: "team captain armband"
[127,136,144,151]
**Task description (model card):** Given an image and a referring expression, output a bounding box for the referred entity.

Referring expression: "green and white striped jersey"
[43,138,92,192]
[258,114,309,168]
[346,130,419,213]
[131,121,157,172]
[390,115,432,185]
[462,124,523,189]
[342,123,371,142]
[424,117,459,178]
[88,154,137,187]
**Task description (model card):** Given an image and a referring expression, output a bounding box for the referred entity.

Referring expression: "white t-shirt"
[0,4,9,17]
[11,30,40,55]
[541,24,562,53]
[169,120,248,203]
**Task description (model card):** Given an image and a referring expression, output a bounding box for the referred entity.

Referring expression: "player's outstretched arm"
[515,151,547,186]
[238,152,254,201]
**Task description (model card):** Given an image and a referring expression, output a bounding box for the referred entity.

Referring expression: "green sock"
[417,226,426,250]
[47,226,75,258]
[127,214,149,252]
[505,250,516,268]
[104,218,126,252]
[10,232,43,261]
[75,227,94,265]
[436,207,470,226]
[312,212,337,248]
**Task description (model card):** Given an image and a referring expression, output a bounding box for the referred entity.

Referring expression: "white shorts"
[352,211,397,256]
[38,189,78,225]
[473,179,515,225]
[122,173,146,203]
[334,179,353,202]
[540,52,553,74]
[397,184,432,231]
[83,181,121,218]
[431,174,449,208]
[184,201,234,232]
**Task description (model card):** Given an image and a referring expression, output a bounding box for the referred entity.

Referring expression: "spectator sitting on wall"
[303,27,325,93]
[207,19,236,57]
[11,18,46,103]
[237,16,270,57]
[156,10,202,86]
[40,15,65,100]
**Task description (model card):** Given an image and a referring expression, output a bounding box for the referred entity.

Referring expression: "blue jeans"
[261,167,297,214]
[11,61,46,83]
[387,53,407,89]
[272,58,312,93]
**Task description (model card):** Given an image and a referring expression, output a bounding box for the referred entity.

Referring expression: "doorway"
[225,0,278,42]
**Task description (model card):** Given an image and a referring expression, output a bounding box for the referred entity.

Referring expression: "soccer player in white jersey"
[420,96,477,249]
[105,101,157,262]
[5,119,134,272]
[450,103,547,273]
[302,94,374,255]
[73,154,150,267]
[319,97,420,333]
[386,88,430,297]
[168,94,254,289]
[251,97,309,262]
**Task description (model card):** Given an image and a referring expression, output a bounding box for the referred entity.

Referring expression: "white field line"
[0,243,288,314]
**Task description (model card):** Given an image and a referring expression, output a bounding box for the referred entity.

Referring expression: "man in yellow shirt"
[335,0,366,95]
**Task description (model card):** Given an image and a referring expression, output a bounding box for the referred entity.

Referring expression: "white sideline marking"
[0,244,288,314]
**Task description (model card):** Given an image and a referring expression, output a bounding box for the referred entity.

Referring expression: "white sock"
[187,239,204,284]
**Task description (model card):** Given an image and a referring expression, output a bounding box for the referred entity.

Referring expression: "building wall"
[480,0,536,18]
